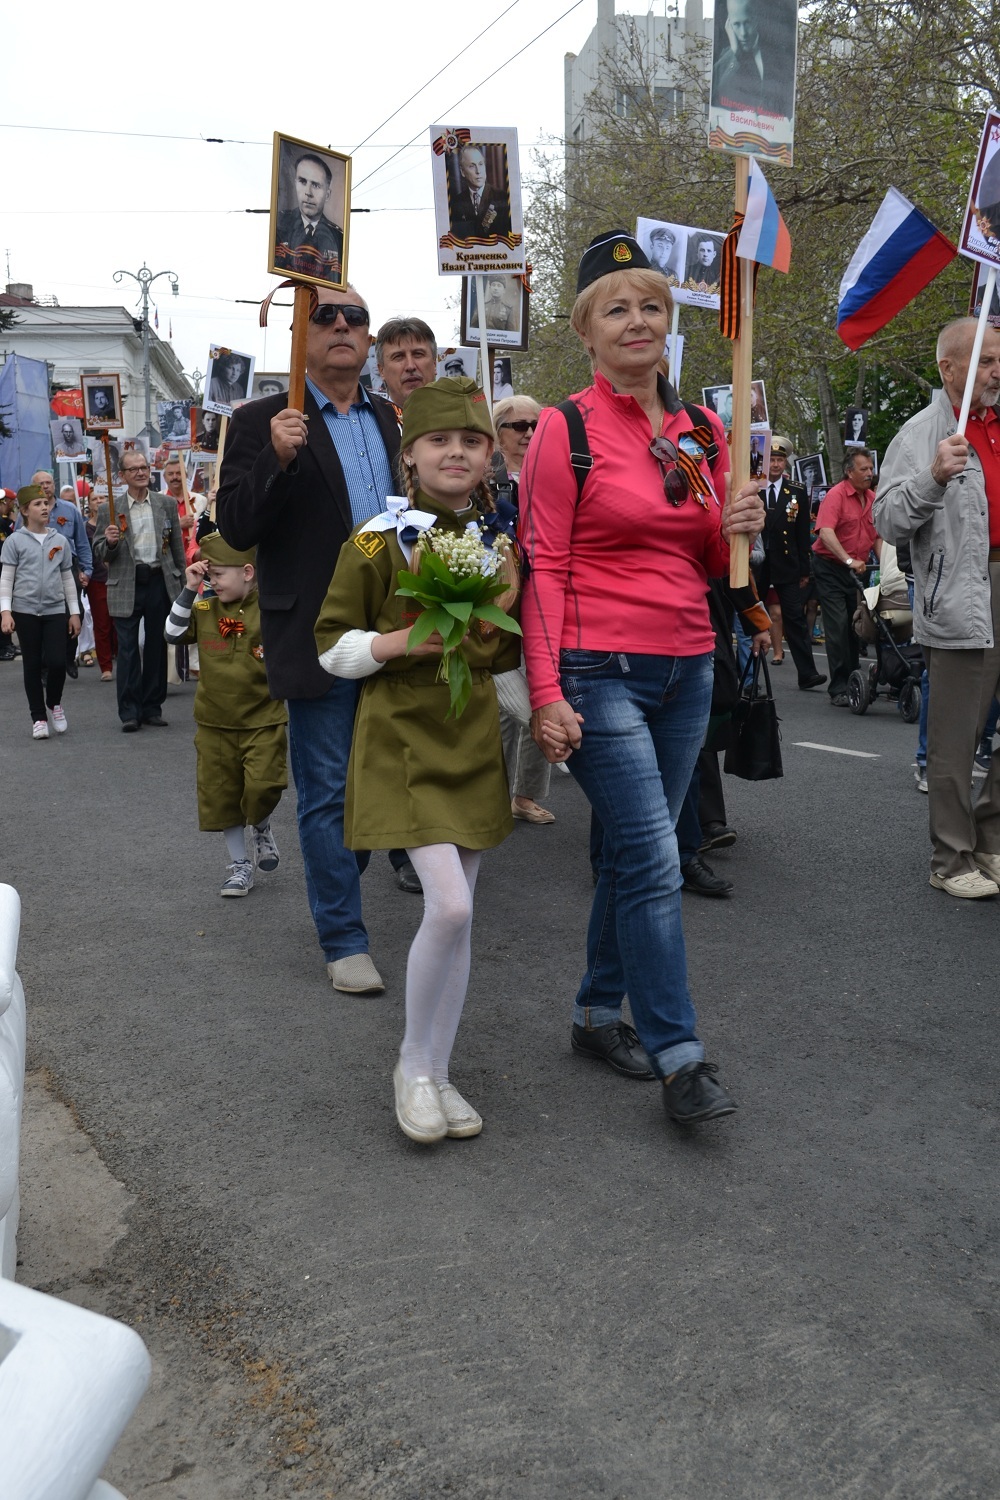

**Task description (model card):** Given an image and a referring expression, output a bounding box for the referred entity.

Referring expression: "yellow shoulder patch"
[354,531,385,558]
[194,600,211,610]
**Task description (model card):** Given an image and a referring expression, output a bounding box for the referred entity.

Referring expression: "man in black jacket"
[755,435,826,690]
[217,285,399,994]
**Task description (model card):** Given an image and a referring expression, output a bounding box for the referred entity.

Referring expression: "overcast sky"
[0,0,625,383]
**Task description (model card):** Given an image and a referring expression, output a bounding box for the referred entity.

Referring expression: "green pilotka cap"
[197,531,256,567]
[400,377,495,447]
[16,484,45,509]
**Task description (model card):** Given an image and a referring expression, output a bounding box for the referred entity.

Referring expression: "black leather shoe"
[395,860,423,895]
[0,650,17,662]
[142,715,168,727]
[798,672,827,689]
[571,1021,656,1080]
[65,660,79,679]
[699,821,737,852]
[830,693,849,707]
[681,856,733,897]
[122,719,141,733]
[662,1061,737,1124]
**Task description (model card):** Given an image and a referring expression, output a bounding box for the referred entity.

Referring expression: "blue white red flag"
[737,160,791,273]
[837,188,956,350]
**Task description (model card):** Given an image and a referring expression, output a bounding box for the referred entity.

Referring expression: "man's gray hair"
[936,317,979,364]
[375,317,438,369]
[843,447,872,476]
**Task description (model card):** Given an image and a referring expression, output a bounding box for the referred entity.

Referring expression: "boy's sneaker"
[50,706,68,734]
[220,860,254,898]
[32,720,49,740]
[914,765,928,793]
[974,738,992,772]
[252,823,280,871]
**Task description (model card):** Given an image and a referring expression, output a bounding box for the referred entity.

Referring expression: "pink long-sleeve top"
[519,371,732,710]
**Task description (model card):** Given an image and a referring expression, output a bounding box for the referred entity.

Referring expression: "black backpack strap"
[557,399,593,502]
[681,399,720,465]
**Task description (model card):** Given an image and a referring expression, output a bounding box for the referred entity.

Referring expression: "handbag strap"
[736,650,774,702]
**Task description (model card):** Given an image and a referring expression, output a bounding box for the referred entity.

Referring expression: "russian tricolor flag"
[737,160,791,273]
[837,188,957,351]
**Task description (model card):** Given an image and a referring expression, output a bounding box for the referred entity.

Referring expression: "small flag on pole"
[737,160,791,273]
[837,188,957,351]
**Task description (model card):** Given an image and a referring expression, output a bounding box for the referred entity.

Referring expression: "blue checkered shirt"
[306,378,394,528]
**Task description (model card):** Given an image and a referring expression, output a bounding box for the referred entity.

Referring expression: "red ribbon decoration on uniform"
[217,617,246,638]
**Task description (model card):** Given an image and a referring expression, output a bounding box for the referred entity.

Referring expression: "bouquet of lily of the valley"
[396,521,521,719]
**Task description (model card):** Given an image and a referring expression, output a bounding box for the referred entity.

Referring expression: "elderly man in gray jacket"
[874,316,1000,898]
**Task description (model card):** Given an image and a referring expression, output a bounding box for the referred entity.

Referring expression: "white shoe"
[50,705,68,734]
[393,1062,447,1144]
[252,822,280,871]
[914,766,927,794]
[326,954,385,993]
[974,851,1000,884]
[32,720,49,739]
[929,868,999,899]
[437,1082,483,1138]
[220,860,254,897]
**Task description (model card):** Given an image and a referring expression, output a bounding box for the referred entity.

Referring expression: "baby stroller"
[848,566,923,721]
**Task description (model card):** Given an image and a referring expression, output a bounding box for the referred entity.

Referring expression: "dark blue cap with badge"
[576,230,651,294]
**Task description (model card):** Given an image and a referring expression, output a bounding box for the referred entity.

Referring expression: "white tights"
[399,844,482,1083]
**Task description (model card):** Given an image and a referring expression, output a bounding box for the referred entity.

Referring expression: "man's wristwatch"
[844,556,854,567]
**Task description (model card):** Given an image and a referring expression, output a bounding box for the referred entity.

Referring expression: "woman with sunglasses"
[491,396,556,825]
[519,230,764,1129]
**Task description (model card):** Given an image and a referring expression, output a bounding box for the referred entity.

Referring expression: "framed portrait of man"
[430,125,525,276]
[204,346,255,417]
[708,0,798,165]
[157,399,194,447]
[960,109,1000,268]
[251,371,289,400]
[749,426,771,479]
[192,406,224,453]
[50,417,87,459]
[795,453,827,498]
[269,132,351,291]
[750,380,768,425]
[89,437,123,482]
[969,259,1000,327]
[81,373,123,431]
[638,218,724,309]
[844,407,868,447]
[702,383,734,428]
[460,273,528,352]
[437,348,479,382]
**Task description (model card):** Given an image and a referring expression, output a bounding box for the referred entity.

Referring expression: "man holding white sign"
[874,318,1000,899]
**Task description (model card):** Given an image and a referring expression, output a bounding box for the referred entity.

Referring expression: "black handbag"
[723,652,783,781]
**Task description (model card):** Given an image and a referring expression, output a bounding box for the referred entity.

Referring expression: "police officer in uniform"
[756,435,827,690]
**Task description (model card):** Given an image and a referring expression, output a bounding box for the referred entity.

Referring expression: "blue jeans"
[560,649,714,1078]
[287,681,371,962]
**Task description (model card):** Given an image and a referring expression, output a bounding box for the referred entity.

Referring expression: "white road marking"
[793,742,881,759]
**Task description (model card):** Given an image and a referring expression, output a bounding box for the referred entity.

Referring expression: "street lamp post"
[112,264,179,439]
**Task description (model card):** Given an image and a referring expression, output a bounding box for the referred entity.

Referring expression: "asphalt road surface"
[6,648,1000,1498]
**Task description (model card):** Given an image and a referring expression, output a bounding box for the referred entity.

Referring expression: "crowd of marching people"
[5,228,1000,1141]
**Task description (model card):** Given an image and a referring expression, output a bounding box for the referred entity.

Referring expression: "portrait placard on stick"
[51,417,87,459]
[268,132,351,291]
[157,399,193,447]
[636,218,725,309]
[430,126,525,276]
[969,260,1000,327]
[81,374,123,432]
[707,0,797,166]
[436,348,480,382]
[461,273,529,351]
[960,111,1000,269]
[251,371,290,400]
[204,346,255,418]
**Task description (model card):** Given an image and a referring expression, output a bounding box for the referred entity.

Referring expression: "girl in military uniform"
[314,378,529,1146]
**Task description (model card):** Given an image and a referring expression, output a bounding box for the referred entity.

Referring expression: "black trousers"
[753,554,821,685]
[13,612,68,722]
[812,554,860,698]
[114,570,170,724]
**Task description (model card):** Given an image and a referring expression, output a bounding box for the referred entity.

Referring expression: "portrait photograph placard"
[268,131,351,291]
[360,348,387,396]
[192,407,224,453]
[960,111,1000,269]
[637,219,725,308]
[204,346,255,417]
[844,407,868,447]
[437,347,480,382]
[750,379,768,425]
[702,383,733,427]
[50,417,87,459]
[795,453,827,498]
[89,436,123,482]
[81,373,123,431]
[749,425,771,479]
[251,371,290,400]
[461,273,529,351]
[430,125,525,276]
[157,399,194,447]
[969,259,1000,326]
[492,356,514,401]
[708,0,798,166]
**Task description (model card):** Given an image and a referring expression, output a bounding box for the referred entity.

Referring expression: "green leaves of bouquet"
[396,525,521,719]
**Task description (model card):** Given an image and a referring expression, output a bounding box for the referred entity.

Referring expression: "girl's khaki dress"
[314,495,520,852]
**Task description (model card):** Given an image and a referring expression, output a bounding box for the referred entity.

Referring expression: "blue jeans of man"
[560,649,714,1079]
[287,681,371,962]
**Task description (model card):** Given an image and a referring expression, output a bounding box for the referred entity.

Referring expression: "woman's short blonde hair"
[570,268,674,342]
[492,394,541,430]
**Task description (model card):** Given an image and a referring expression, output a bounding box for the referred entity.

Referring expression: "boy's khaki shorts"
[195,723,287,831]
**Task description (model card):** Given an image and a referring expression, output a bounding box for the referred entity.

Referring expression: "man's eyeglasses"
[498,420,537,434]
[649,437,689,507]
[310,303,369,328]
[122,464,149,474]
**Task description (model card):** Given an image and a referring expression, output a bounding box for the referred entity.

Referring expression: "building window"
[654,85,684,118]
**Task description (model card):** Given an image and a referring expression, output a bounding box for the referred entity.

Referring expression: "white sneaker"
[252,823,280,871]
[436,1082,483,1138]
[50,706,68,734]
[220,860,254,897]
[32,720,49,740]
[974,851,1000,884]
[929,868,999,899]
[914,766,927,794]
[393,1062,447,1144]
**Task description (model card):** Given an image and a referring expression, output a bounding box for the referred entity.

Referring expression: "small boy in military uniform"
[164,530,287,897]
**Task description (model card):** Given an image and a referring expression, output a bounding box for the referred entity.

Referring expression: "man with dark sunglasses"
[218,285,401,995]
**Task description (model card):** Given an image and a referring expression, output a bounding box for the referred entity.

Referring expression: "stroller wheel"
[899,678,922,724]
[848,669,869,714]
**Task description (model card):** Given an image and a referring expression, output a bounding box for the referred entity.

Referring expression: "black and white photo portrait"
[251,372,289,400]
[492,356,514,402]
[90,438,123,482]
[269,132,350,291]
[844,407,868,447]
[795,453,827,498]
[750,380,768,426]
[193,406,224,453]
[636,217,724,309]
[157,399,194,446]
[437,348,479,381]
[684,233,724,290]
[710,0,797,119]
[702,384,734,428]
[81,373,122,430]
[447,142,512,243]
[51,417,86,458]
[204,346,255,417]
[430,125,525,277]
[461,274,528,352]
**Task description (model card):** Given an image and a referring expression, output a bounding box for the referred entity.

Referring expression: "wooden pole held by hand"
[475,274,493,421]
[957,265,998,436]
[101,433,116,530]
[213,414,229,491]
[729,155,753,589]
[288,284,311,413]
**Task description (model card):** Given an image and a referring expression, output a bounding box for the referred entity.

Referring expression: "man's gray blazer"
[92,492,186,619]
